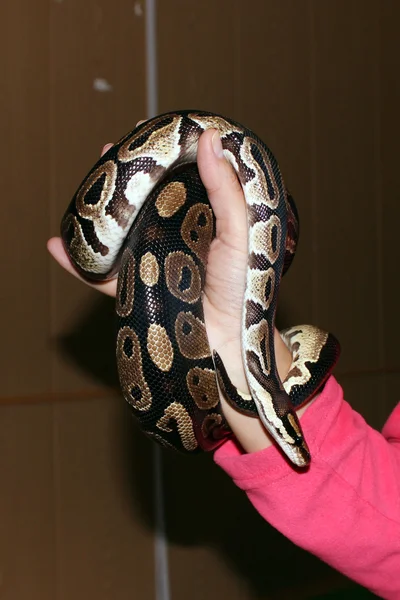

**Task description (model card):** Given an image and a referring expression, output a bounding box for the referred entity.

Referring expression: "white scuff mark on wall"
[93,78,113,92]
[134,2,143,17]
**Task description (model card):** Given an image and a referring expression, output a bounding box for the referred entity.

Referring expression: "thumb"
[197,129,248,251]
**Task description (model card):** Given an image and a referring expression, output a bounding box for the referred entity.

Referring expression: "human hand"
[48,125,313,454]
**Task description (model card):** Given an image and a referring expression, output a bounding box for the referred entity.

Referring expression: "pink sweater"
[214,376,400,599]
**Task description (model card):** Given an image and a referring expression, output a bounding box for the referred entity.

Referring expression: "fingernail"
[212,131,224,158]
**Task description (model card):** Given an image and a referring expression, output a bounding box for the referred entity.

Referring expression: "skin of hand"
[47,127,316,454]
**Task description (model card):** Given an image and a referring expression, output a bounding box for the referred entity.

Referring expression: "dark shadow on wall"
[57,294,120,389]
[58,294,377,599]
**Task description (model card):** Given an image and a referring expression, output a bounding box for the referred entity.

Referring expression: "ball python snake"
[61,110,340,467]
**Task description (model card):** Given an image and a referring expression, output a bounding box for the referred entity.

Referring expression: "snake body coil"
[61,110,340,467]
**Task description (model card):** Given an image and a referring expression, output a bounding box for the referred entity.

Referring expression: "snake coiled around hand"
[61,110,340,467]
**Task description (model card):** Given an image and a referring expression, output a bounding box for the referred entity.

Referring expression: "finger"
[197,129,247,250]
[101,143,114,155]
[47,237,117,297]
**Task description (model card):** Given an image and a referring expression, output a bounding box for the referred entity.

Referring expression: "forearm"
[215,379,400,598]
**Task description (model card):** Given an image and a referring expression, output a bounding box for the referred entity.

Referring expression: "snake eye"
[284,413,304,446]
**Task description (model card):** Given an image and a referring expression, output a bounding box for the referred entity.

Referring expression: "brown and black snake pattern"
[61,110,340,467]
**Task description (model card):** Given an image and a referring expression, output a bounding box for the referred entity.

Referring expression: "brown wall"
[1,0,398,598]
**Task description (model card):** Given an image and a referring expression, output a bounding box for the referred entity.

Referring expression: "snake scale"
[61,110,340,467]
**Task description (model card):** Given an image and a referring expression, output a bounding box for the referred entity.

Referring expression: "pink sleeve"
[214,376,400,599]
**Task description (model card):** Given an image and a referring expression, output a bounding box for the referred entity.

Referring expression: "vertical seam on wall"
[375,9,383,363]
[48,4,60,598]
[308,0,318,323]
[374,6,385,403]
[234,0,241,119]
[146,0,158,119]
[48,0,56,397]
[145,2,171,600]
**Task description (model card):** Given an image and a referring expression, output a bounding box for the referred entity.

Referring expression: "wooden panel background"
[1,0,399,598]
